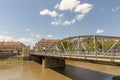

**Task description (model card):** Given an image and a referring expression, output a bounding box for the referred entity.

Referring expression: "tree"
[57,40,73,51]
[103,40,114,50]
[82,37,102,52]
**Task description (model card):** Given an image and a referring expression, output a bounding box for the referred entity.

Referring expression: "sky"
[0,0,120,47]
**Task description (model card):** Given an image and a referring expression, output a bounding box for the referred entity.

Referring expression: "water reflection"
[52,64,113,80]
[0,60,120,80]
[0,62,71,80]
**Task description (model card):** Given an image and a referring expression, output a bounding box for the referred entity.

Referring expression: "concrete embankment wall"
[0,53,30,60]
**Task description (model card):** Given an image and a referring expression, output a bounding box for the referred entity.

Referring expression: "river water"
[0,60,120,80]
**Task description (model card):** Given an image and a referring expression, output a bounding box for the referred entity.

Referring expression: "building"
[0,41,30,54]
[34,39,59,52]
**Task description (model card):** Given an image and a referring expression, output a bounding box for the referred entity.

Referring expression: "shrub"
[112,76,120,80]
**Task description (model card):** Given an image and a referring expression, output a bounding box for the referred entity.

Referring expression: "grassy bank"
[0,60,32,64]
[112,76,120,80]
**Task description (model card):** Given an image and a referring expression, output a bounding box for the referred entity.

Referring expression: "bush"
[112,76,120,80]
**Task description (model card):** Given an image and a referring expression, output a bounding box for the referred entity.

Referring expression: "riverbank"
[112,76,120,80]
[0,60,32,65]
[66,58,120,66]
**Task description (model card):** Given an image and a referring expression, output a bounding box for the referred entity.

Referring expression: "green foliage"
[82,38,116,52]
[103,40,114,49]
[96,41,102,51]
[116,42,120,46]
[57,40,73,51]
[82,37,102,51]
[82,37,94,51]
[57,38,120,53]
[112,76,120,80]
[0,60,31,64]
[82,37,93,41]
[88,40,102,51]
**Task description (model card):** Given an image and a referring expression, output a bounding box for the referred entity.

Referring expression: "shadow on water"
[51,64,113,80]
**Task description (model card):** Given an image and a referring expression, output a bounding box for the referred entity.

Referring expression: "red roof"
[39,39,59,43]
[0,42,25,46]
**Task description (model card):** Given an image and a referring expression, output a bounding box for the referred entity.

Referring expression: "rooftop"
[39,39,60,43]
[0,41,25,46]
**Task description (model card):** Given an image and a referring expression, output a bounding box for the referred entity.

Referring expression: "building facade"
[0,41,30,54]
[34,39,59,53]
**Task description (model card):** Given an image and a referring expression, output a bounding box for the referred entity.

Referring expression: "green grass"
[0,60,31,64]
[112,76,120,80]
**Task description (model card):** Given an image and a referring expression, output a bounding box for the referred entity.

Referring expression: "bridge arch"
[31,35,120,68]
[47,35,120,56]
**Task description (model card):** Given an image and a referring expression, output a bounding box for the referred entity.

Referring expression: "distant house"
[34,39,59,53]
[0,41,30,54]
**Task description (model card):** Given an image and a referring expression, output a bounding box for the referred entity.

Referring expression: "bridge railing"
[36,50,120,58]
[31,51,120,63]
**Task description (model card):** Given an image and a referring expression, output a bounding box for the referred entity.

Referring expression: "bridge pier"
[42,57,65,68]
[30,55,42,64]
[30,55,65,68]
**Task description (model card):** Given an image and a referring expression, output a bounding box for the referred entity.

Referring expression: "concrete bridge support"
[30,55,42,64]
[30,55,65,68]
[42,57,65,68]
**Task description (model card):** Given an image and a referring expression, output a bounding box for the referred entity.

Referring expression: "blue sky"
[0,0,120,47]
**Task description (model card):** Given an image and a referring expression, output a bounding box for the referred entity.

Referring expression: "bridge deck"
[30,53,120,63]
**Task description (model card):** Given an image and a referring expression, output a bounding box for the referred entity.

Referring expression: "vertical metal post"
[77,36,80,54]
[93,35,97,54]
[102,37,104,53]
[93,35,97,60]
[66,39,70,54]
[55,45,59,54]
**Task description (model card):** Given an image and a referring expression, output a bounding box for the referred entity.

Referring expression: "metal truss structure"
[47,35,120,56]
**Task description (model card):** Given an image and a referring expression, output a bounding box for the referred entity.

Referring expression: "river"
[0,60,120,80]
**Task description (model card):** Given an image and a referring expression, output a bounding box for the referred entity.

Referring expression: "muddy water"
[0,60,120,80]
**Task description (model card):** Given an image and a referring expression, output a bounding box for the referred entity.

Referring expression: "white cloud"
[40,9,58,17]
[71,19,76,24]
[0,35,41,47]
[51,19,76,26]
[54,3,59,9]
[112,6,120,12]
[40,0,93,26]
[17,37,37,47]
[59,14,64,17]
[51,19,62,25]
[63,21,72,25]
[46,35,53,38]
[51,14,84,26]
[0,36,13,41]
[74,3,92,14]
[75,14,84,21]
[59,0,80,11]
[17,38,34,43]
[96,29,104,34]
